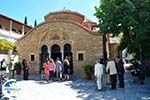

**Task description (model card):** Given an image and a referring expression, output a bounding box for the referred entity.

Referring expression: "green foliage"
[83,64,94,74]
[0,39,16,50]
[14,62,22,71]
[95,0,150,58]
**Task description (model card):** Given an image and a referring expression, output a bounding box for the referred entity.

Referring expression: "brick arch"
[48,41,63,51]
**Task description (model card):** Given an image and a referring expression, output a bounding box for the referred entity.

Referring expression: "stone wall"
[17,17,103,77]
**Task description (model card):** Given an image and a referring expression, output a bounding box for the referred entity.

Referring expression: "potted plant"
[14,62,22,75]
[83,64,94,79]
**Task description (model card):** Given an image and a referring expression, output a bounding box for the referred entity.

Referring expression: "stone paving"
[1,72,150,100]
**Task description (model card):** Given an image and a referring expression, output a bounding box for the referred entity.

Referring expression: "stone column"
[22,25,24,35]
[49,51,51,58]
[9,20,12,34]
[8,50,13,79]
[61,51,64,61]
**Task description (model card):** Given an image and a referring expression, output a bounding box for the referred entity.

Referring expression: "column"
[9,20,12,34]
[61,51,64,61]
[22,25,24,35]
[49,51,51,58]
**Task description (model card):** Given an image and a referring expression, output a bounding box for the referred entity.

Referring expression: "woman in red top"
[43,58,49,81]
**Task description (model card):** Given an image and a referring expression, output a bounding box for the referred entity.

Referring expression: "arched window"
[41,45,48,53]
[64,44,71,53]
[41,45,49,60]
[51,44,60,53]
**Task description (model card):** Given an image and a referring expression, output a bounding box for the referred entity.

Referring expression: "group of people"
[41,57,70,82]
[0,58,29,80]
[94,57,146,91]
[0,58,15,79]
[0,57,70,81]
[94,57,126,91]
[130,59,145,84]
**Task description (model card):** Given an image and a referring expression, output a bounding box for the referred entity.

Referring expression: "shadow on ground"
[68,73,150,100]
[15,73,150,100]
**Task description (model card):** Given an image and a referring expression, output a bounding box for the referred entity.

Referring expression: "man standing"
[106,58,117,89]
[116,57,125,88]
[9,59,15,79]
[137,60,145,84]
[94,60,104,91]
[56,57,63,81]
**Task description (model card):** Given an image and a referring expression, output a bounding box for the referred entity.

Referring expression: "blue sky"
[0,0,99,26]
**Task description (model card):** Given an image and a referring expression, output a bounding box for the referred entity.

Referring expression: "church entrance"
[51,44,62,61]
[40,45,49,74]
[64,44,73,75]
[40,44,73,75]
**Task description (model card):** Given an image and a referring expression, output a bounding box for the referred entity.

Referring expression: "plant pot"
[85,73,93,80]
[16,70,21,75]
[14,62,22,75]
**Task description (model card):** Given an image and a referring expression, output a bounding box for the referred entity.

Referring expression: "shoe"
[119,86,124,88]
[110,88,116,90]
[98,89,102,91]
[140,82,144,85]
[119,86,125,88]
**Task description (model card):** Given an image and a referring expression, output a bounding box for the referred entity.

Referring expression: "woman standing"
[48,59,56,81]
[22,59,29,80]
[63,57,70,80]
[43,58,49,81]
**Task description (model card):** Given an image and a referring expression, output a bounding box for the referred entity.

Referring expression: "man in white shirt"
[106,58,117,89]
[9,59,15,79]
[56,57,63,81]
[94,60,104,91]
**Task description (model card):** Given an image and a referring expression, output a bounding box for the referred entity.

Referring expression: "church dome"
[44,9,85,24]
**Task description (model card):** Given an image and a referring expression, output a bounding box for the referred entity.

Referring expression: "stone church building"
[17,10,103,76]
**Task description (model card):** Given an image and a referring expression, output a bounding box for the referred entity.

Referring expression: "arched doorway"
[64,44,73,75]
[40,45,49,73]
[51,44,62,61]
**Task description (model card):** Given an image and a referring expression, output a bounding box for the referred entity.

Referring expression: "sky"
[0,0,99,27]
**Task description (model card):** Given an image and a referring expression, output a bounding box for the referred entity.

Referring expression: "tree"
[0,39,16,50]
[24,16,28,24]
[95,0,150,59]
[34,20,37,27]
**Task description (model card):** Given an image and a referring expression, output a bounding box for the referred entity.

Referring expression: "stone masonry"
[17,10,103,77]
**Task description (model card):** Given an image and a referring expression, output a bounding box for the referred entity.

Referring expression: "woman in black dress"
[22,59,29,80]
[63,58,70,80]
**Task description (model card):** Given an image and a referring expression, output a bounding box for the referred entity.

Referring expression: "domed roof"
[44,9,85,24]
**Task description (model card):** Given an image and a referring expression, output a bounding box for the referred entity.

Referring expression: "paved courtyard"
[13,72,150,100]
[1,72,150,100]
